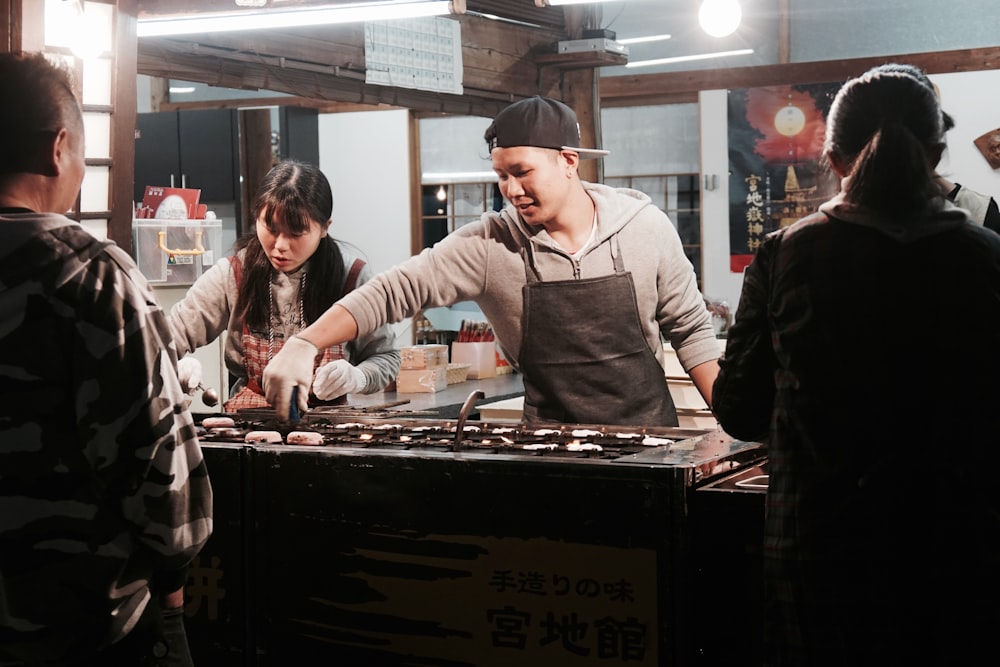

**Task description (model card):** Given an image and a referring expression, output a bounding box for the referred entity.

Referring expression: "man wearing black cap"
[264,96,720,426]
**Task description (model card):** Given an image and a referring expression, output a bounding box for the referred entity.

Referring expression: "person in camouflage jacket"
[0,52,213,666]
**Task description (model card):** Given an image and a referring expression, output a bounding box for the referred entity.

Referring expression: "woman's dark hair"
[870,63,955,130]
[234,160,347,330]
[824,65,946,218]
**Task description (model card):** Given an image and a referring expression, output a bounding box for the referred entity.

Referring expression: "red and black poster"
[727,82,842,272]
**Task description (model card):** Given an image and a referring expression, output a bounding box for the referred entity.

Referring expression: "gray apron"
[517,235,678,426]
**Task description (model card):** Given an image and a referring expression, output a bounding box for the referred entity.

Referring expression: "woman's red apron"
[223,256,365,412]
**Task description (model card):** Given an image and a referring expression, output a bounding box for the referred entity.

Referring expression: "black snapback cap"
[485,96,609,159]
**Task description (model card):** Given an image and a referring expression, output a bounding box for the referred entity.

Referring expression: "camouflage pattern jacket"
[0,213,213,664]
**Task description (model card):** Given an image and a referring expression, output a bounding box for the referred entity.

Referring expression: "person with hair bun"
[713,65,1000,665]
[872,62,1000,232]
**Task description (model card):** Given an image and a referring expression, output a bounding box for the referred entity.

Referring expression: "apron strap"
[610,234,625,273]
[227,255,251,338]
[521,244,543,284]
[344,257,365,293]
[522,233,626,283]
[521,232,625,284]
[227,253,244,288]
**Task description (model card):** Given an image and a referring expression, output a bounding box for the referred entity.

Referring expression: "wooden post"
[239,107,275,236]
[778,0,791,64]
[1,0,44,53]
[563,69,601,184]
[556,5,603,184]
[111,0,139,253]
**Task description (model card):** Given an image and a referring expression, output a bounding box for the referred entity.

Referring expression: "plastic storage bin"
[133,218,223,285]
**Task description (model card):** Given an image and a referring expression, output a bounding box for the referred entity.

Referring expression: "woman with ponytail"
[713,65,1000,665]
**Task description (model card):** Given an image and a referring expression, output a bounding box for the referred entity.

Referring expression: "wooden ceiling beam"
[137,0,569,30]
[134,1,1000,114]
[137,13,566,116]
[600,47,1000,106]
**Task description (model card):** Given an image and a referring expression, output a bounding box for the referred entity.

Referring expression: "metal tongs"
[454,390,485,451]
[197,382,219,407]
[289,387,301,425]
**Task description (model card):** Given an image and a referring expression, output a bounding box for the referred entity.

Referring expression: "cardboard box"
[395,368,447,393]
[451,341,496,379]
[667,379,709,410]
[477,396,524,422]
[400,344,449,370]
[676,408,719,430]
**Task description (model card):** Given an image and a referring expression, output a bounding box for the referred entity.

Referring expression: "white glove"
[263,335,316,421]
[313,359,367,400]
[176,356,203,394]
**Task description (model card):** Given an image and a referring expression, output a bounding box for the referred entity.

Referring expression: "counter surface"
[345,372,524,419]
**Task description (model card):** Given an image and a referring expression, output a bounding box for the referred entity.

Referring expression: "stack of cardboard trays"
[397,345,449,393]
[662,339,727,429]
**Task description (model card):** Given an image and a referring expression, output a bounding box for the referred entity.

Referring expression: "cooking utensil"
[198,383,219,407]
[289,386,301,425]
[309,399,413,414]
[454,389,485,450]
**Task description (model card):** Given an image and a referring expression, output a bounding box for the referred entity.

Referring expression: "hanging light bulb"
[45,0,112,59]
[436,185,447,201]
[698,0,742,38]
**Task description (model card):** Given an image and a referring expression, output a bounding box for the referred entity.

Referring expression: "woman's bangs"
[261,198,311,234]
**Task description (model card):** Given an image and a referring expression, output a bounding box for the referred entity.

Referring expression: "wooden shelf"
[534,50,628,70]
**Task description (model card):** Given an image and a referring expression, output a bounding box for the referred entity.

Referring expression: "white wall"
[155,285,227,413]
[317,108,414,344]
[602,104,700,177]
[699,69,1000,312]
[932,70,1000,198]
[699,89,747,311]
[419,115,493,182]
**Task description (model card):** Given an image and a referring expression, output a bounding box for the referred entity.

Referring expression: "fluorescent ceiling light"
[137,1,457,37]
[625,48,754,68]
[422,171,497,184]
[618,34,672,45]
[540,0,623,6]
[169,86,196,94]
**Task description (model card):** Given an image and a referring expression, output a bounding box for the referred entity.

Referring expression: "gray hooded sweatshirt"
[340,181,719,376]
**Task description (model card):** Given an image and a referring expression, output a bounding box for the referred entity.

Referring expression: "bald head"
[0,52,83,178]
[0,52,86,214]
